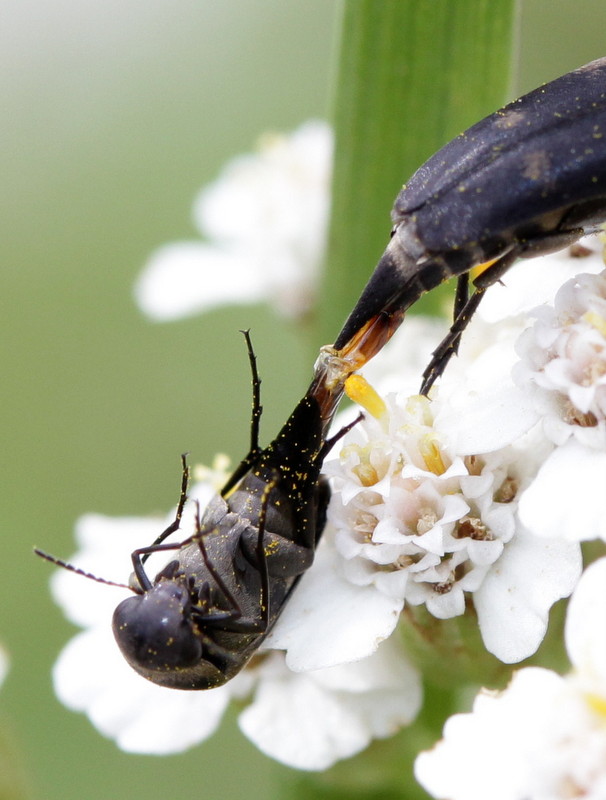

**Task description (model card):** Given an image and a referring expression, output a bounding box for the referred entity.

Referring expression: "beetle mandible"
[328,57,606,395]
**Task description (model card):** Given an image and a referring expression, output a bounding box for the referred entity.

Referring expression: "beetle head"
[112,581,205,683]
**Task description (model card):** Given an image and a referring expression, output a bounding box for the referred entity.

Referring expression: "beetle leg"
[318,411,364,462]
[141,453,190,565]
[191,476,277,633]
[453,273,470,322]
[252,473,278,630]
[241,328,262,460]
[221,330,264,497]
[419,291,486,396]
[516,228,585,260]
[130,540,189,591]
[419,250,521,396]
[188,499,245,622]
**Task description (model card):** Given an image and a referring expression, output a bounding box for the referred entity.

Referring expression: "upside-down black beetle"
[37,333,359,690]
[330,57,606,394]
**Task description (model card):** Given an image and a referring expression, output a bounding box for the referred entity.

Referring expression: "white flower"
[415,557,606,800]
[239,637,421,771]
[49,467,240,756]
[48,459,421,768]
[134,121,332,321]
[437,236,606,454]
[515,266,606,541]
[311,382,580,664]
[476,235,606,324]
[270,246,603,673]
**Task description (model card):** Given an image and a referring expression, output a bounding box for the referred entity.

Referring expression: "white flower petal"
[565,557,606,685]
[49,513,159,628]
[239,639,421,771]
[135,121,332,322]
[239,668,369,771]
[475,527,582,662]
[134,242,267,321]
[424,585,465,618]
[518,440,606,541]
[436,382,539,456]
[414,667,568,800]
[0,646,9,689]
[266,544,402,670]
[478,238,605,323]
[53,627,230,754]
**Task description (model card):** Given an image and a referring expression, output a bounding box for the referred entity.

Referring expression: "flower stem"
[317,0,518,351]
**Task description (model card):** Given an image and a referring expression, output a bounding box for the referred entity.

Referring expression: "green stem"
[318,0,519,349]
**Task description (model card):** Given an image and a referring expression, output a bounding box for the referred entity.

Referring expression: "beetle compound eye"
[112,584,203,673]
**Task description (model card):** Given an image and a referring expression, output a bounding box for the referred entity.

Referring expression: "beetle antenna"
[34,548,135,592]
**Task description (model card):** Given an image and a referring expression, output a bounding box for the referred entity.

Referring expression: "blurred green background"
[2,1,605,798]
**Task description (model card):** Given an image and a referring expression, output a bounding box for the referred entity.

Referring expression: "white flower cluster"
[134,121,332,322]
[330,395,517,609]
[416,557,606,800]
[321,389,579,662]
[51,466,421,770]
[46,124,606,784]
[516,268,606,542]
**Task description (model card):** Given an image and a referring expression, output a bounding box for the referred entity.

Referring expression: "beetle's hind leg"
[419,250,521,396]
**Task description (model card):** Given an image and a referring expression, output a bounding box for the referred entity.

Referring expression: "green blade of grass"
[318,0,518,347]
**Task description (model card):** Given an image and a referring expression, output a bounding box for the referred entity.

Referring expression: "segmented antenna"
[34,548,136,593]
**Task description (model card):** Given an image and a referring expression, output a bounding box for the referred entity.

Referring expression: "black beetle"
[37,333,359,690]
[330,57,606,394]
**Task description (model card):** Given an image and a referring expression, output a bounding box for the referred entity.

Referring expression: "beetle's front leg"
[141,453,190,565]
[419,250,520,396]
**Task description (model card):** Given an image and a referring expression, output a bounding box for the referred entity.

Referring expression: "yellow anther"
[345,374,387,421]
[419,433,446,475]
[341,443,380,486]
[582,309,606,338]
[356,462,380,487]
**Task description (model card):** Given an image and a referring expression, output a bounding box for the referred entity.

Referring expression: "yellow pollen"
[586,692,606,718]
[341,443,381,486]
[345,374,387,420]
[354,462,379,487]
[582,309,606,338]
[419,433,446,475]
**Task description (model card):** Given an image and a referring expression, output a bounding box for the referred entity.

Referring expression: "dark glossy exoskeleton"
[114,417,328,689]
[331,57,606,394]
[111,331,364,689]
[37,333,359,690]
